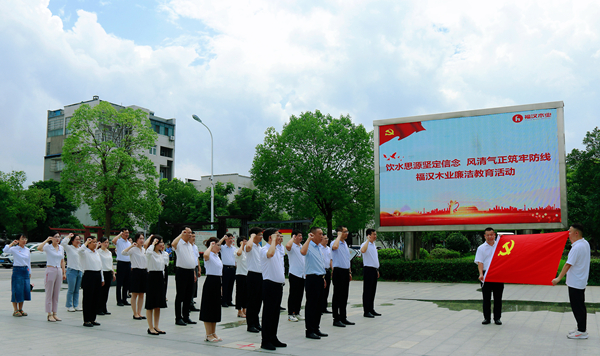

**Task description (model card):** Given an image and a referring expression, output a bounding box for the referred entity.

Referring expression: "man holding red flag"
[552,224,591,340]
[475,227,503,325]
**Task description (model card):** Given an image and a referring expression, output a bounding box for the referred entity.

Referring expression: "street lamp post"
[192,115,214,225]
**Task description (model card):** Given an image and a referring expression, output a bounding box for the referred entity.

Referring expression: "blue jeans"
[65,268,83,308]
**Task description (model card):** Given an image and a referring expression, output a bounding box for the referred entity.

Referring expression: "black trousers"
[362,266,378,314]
[98,271,112,313]
[115,261,130,303]
[305,274,324,334]
[322,269,331,311]
[246,271,263,328]
[82,271,102,323]
[332,268,350,321]
[569,286,587,332]
[236,275,247,310]
[222,265,236,304]
[262,280,283,344]
[482,281,504,321]
[175,268,195,320]
[192,266,199,299]
[163,266,168,299]
[287,273,304,315]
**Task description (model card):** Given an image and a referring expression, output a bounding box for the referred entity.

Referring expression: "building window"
[48,129,63,137]
[46,142,50,155]
[149,146,157,155]
[160,146,173,158]
[50,159,65,172]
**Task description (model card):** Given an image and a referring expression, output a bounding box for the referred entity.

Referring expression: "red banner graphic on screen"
[379,122,425,145]
[484,231,568,285]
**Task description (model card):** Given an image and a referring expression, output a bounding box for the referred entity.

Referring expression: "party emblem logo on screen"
[512,114,524,123]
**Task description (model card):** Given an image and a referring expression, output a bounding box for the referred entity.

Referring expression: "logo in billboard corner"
[512,114,524,123]
[512,112,552,123]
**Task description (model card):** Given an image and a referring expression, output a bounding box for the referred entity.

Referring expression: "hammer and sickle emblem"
[497,240,515,256]
[385,129,395,136]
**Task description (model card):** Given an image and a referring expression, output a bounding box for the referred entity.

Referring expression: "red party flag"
[379,122,425,145]
[484,231,568,285]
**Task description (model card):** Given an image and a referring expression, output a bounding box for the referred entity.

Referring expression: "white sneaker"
[75,306,83,311]
[288,315,298,322]
[567,331,588,339]
[67,307,76,312]
[568,329,578,335]
[296,314,305,320]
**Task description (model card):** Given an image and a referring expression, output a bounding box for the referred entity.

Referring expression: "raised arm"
[61,233,73,247]
[236,240,246,256]
[285,235,295,251]
[111,232,122,246]
[38,236,53,252]
[300,233,313,256]
[143,234,154,250]
[219,235,227,245]
[331,231,341,251]
[121,242,137,256]
[360,240,369,254]
[172,230,185,250]
[204,241,216,261]
[245,233,257,252]
[267,239,277,258]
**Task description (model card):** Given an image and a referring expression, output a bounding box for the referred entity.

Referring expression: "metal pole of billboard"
[404,232,415,261]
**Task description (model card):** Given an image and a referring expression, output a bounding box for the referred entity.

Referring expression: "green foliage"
[379,259,479,282]
[377,231,402,249]
[250,110,374,238]
[0,171,55,236]
[377,248,404,260]
[422,231,447,250]
[61,102,161,237]
[29,180,82,238]
[420,248,430,259]
[228,187,267,221]
[430,248,461,259]
[446,232,471,254]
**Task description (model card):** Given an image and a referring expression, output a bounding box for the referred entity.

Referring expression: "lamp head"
[192,114,202,123]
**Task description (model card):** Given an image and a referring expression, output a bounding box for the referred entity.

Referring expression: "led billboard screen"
[374,102,567,231]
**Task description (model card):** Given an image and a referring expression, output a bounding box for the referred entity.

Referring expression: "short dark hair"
[149,235,163,248]
[571,224,584,236]
[226,233,234,238]
[366,228,376,236]
[204,237,219,248]
[484,227,495,234]
[19,233,28,240]
[98,237,108,243]
[263,228,279,243]
[120,228,129,233]
[310,226,322,234]
[336,226,346,232]
[292,230,301,236]
[183,226,191,231]
[249,227,263,236]
[68,234,80,245]
[237,236,247,247]
[134,232,145,242]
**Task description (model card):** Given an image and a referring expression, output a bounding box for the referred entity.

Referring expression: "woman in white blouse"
[122,232,149,320]
[78,237,104,327]
[61,233,83,312]
[144,235,168,335]
[97,237,116,315]
[3,234,31,317]
[235,236,248,318]
[37,233,66,322]
[200,237,223,342]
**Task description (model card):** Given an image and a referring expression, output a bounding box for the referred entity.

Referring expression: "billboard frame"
[374,101,567,232]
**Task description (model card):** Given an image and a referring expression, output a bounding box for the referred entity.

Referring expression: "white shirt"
[78,247,104,281]
[332,240,351,269]
[146,245,166,272]
[221,244,236,266]
[98,249,113,272]
[162,251,170,268]
[3,245,31,271]
[246,242,263,273]
[115,238,131,262]
[320,245,332,269]
[193,244,200,267]
[261,244,285,283]
[175,239,197,269]
[61,237,82,271]
[43,244,64,268]
[474,241,497,271]
[287,243,305,278]
[361,241,380,268]
[205,252,223,276]
[122,246,147,269]
[235,248,248,276]
[566,238,591,290]
[277,244,285,269]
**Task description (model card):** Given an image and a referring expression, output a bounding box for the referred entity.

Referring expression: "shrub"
[430,248,460,259]
[377,248,404,261]
[446,232,470,254]
[419,248,430,259]
[379,259,478,282]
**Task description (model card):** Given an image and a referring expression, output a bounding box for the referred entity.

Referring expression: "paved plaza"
[1,268,599,356]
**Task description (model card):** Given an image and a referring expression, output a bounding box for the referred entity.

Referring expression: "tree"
[0,171,55,237]
[61,101,161,238]
[228,187,267,221]
[250,110,374,238]
[566,127,600,249]
[446,232,470,254]
[29,180,83,238]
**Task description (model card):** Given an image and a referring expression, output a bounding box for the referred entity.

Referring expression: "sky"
[1,0,599,187]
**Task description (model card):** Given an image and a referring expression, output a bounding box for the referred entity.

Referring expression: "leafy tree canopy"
[29,180,83,238]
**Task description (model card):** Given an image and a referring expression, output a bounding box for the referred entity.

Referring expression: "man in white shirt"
[219,233,237,308]
[475,227,503,325]
[286,231,305,322]
[245,226,265,333]
[260,228,287,350]
[189,233,200,312]
[361,228,380,318]
[172,227,198,326]
[331,226,354,327]
[552,224,591,339]
[112,229,131,306]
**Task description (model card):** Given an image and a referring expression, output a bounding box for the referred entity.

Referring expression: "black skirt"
[199,275,222,322]
[145,271,167,310]
[130,268,148,293]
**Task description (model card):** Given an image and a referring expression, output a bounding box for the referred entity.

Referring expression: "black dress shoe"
[104,311,111,315]
[83,322,94,327]
[190,305,200,311]
[371,311,381,316]
[272,339,287,347]
[221,303,229,308]
[333,320,346,327]
[279,306,286,311]
[494,320,502,325]
[364,312,375,318]
[306,332,321,339]
[183,318,197,324]
[227,302,235,307]
[322,309,332,314]
[175,319,187,326]
[256,324,262,331]
[261,342,276,350]
[247,326,260,333]
[141,316,147,320]
[97,311,105,315]
[482,319,491,325]
[117,302,124,307]
[133,316,143,320]
[315,330,328,337]
[341,319,355,325]
[148,328,159,335]
[123,301,131,306]
[156,330,166,335]
[91,321,101,326]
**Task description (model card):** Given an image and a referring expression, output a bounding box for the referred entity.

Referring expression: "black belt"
[224,265,235,268]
